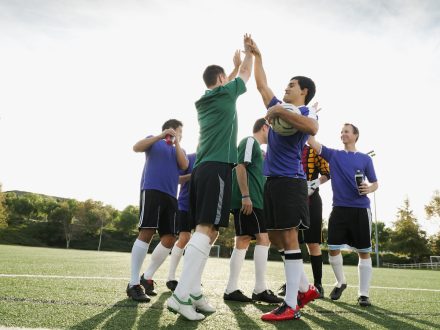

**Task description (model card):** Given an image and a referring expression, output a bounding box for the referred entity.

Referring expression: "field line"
[1,273,440,293]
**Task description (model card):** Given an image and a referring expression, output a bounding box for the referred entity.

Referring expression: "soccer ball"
[271,103,300,136]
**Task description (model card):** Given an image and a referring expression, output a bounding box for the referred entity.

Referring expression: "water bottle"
[355,170,363,194]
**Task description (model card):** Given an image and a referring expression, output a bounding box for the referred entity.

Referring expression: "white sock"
[129,239,149,286]
[167,244,184,281]
[253,245,269,293]
[329,253,346,287]
[299,269,310,293]
[174,232,211,300]
[225,248,247,294]
[143,242,171,279]
[358,258,372,297]
[284,249,303,308]
[191,252,210,297]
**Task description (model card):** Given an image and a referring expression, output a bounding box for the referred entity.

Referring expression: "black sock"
[310,255,323,285]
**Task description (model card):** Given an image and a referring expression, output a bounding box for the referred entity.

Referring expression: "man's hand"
[246,37,261,57]
[358,182,371,195]
[265,104,284,124]
[243,33,252,53]
[241,196,253,215]
[233,50,242,68]
[307,178,320,196]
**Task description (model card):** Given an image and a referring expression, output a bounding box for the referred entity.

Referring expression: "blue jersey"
[140,136,182,198]
[264,97,318,178]
[178,153,196,211]
[320,146,377,208]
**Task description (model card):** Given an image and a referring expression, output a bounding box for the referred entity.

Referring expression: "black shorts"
[177,210,195,233]
[264,177,310,230]
[189,162,232,228]
[138,189,177,237]
[327,206,372,252]
[300,192,323,244]
[231,208,267,239]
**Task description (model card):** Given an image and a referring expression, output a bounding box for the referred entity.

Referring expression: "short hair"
[162,119,183,131]
[291,76,316,105]
[253,118,268,133]
[203,65,226,87]
[344,123,360,141]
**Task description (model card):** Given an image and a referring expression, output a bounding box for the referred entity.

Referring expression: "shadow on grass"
[223,300,261,329]
[305,302,369,329]
[335,301,440,329]
[69,299,139,330]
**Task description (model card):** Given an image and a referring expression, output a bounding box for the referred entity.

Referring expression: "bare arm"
[266,104,319,135]
[359,181,378,195]
[227,50,242,81]
[307,135,323,154]
[179,174,191,185]
[133,129,173,152]
[237,34,254,84]
[174,138,189,170]
[248,38,275,107]
[235,164,252,215]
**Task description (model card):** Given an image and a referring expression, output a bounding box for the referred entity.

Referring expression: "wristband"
[241,195,250,199]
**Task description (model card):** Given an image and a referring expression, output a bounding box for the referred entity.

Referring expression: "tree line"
[0,185,439,263]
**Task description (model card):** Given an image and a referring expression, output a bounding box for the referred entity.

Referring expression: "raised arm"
[174,138,189,170]
[133,129,173,152]
[248,38,275,107]
[237,34,254,84]
[227,50,242,81]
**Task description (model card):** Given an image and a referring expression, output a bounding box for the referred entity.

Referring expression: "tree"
[372,221,392,252]
[0,184,7,228]
[48,200,78,248]
[426,190,440,219]
[115,205,139,235]
[389,198,430,262]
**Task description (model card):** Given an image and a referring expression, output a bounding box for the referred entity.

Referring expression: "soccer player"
[166,35,254,321]
[166,152,196,291]
[126,119,188,302]
[223,118,282,304]
[307,124,378,307]
[278,144,330,298]
[248,37,321,321]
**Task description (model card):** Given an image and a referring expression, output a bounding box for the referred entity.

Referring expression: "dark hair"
[344,123,360,141]
[291,76,316,105]
[162,119,183,131]
[203,65,226,87]
[253,118,268,133]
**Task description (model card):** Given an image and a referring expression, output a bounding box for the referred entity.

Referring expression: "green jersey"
[194,77,246,167]
[231,136,265,210]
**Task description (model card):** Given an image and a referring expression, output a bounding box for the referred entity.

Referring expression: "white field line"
[1,273,440,293]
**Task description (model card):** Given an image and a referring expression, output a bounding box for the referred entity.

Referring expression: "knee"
[256,234,270,246]
[307,243,321,255]
[235,236,251,249]
[177,232,191,247]
[160,235,176,248]
[138,229,154,243]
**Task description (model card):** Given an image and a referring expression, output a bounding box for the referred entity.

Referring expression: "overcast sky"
[1,0,439,236]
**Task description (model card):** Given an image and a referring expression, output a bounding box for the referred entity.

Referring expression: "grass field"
[0,245,439,329]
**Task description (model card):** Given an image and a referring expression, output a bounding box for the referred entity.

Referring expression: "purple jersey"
[140,136,181,198]
[320,146,377,208]
[264,97,318,178]
[178,153,196,211]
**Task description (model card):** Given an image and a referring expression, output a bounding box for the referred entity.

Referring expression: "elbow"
[133,145,141,152]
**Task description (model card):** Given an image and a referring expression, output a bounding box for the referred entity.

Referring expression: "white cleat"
[167,294,205,321]
[191,294,216,313]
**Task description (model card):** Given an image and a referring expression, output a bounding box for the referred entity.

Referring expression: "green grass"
[0,245,439,329]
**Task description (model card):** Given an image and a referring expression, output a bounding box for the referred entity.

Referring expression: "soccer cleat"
[315,283,325,299]
[166,280,178,292]
[167,294,205,321]
[126,284,150,302]
[297,284,321,308]
[330,283,347,300]
[358,296,372,307]
[252,290,283,304]
[140,274,157,296]
[191,293,216,313]
[277,283,286,296]
[223,290,252,302]
[261,302,301,321]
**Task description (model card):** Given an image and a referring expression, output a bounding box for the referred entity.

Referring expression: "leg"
[357,252,372,306]
[328,249,347,300]
[167,231,191,285]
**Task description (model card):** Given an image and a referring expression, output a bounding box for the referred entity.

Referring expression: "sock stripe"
[284,252,302,260]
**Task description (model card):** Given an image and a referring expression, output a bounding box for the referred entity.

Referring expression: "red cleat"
[297,284,321,308]
[261,302,301,321]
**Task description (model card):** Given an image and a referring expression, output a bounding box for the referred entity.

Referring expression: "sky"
[1,0,439,236]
